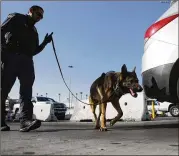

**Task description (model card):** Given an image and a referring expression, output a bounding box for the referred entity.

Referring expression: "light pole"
[68,65,73,108]
[67,98,69,108]
[71,93,73,108]
[80,92,83,100]
[86,94,88,100]
[76,93,78,102]
[58,93,61,102]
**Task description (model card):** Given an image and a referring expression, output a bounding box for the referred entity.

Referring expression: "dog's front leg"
[110,99,123,126]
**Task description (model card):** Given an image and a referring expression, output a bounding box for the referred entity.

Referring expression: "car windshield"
[47,98,56,102]
[37,97,55,102]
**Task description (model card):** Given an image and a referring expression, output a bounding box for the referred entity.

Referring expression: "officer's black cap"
[29,5,44,18]
[29,5,44,12]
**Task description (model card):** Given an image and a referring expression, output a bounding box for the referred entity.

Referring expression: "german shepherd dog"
[89,64,143,131]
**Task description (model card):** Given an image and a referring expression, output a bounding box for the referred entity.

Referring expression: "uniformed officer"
[1,5,53,132]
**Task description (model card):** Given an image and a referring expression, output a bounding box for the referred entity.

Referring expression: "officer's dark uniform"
[1,13,46,126]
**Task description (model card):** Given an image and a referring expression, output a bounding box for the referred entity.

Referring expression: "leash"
[51,37,116,106]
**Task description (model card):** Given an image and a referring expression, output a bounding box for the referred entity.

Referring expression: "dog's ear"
[132,66,136,73]
[101,73,106,77]
[121,64,127,74]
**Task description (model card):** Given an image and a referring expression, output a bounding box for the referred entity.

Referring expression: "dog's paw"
[94,125,100,129]
[110,120,115,127]
[99,127,108,131]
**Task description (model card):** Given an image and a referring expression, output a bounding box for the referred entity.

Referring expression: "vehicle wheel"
[169,105,179,117]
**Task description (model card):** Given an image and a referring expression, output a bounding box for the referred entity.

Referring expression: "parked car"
[5,99,20,121]
[31,96,67,120]
[158,101,179,117]
[12,96,67,121]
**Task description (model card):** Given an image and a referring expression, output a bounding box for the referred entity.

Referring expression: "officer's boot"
[1,121,10,131]
[19,102,41,132]
[19,119,41,132]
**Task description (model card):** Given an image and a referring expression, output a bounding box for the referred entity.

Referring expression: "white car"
[146,99,179,117]
[142,1,179,104]
[31,96,67,120]
[158,101,179,117]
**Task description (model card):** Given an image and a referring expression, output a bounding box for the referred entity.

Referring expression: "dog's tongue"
[130,89,135,96]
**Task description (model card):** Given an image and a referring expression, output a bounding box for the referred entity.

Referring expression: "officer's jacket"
[1,13,43,57]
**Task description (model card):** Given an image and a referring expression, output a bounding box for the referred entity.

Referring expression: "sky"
[1,1,170,104]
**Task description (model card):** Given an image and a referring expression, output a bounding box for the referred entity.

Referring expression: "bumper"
[142,63,174,102]
[54,112,66,116]
[54,111,66,120]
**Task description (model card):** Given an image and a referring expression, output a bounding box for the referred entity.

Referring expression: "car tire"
[169,105,179,117]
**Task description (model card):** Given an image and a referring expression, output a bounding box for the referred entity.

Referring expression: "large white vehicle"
[142,0,179,104]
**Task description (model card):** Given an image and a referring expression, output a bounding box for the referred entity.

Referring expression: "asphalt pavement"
[1,117,179,155]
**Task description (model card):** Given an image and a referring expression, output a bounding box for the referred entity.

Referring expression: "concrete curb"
[40,119,179,129]
[113,120,179,129]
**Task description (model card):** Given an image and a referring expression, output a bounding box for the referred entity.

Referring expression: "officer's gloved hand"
[43,32,53,45]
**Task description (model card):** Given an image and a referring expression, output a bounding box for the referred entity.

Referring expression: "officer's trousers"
[1,52,35,123]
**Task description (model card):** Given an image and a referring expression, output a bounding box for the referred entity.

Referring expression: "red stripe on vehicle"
[144,13,179,39]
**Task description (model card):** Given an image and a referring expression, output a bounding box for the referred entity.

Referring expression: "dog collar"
[113,83,124,97]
